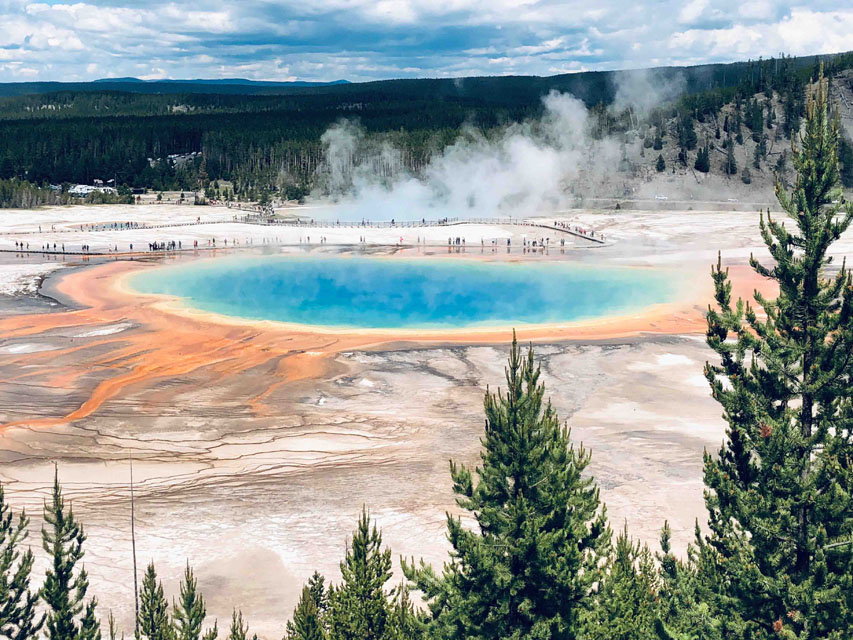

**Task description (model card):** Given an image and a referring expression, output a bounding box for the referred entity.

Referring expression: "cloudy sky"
[0,0,851,82]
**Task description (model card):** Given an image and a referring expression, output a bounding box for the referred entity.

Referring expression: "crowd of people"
[78,221,142,232]
[552,220,605,242]
[5,216,603,256]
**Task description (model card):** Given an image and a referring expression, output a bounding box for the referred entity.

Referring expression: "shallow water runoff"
[130,255,678,330]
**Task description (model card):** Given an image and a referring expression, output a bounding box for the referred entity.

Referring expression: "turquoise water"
[130,256,677,330]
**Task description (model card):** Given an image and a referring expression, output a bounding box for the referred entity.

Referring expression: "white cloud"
[738,0,774,20]
[0,1,848,82]
[671,8,853,60]
[678,0,709,24]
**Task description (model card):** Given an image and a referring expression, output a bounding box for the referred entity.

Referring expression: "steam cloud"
[611,69,687,122]
[310,81,683,221]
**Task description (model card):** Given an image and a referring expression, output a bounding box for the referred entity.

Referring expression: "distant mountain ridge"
[0,51,847,103]
[91,77,350,86]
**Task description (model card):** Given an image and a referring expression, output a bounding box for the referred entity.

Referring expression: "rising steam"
[311,92,632,221]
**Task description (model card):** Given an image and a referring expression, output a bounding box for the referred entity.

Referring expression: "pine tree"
[734,108,744,144]
[226,611,247,640]
[383,583,425,640]
[694,144,710,173]
[703,69,853,638]
[839,134,853,188]
[107,612,118,640]
[0,483,42,640]
[724,137,737,175]
[138,564,171,640]
[286,572,329,640]
[656,154,665,172]
[774,151,788,178]
[173,564,213,640]
[678,114,697,151]
[749,99,764,140]
[654,522,721,640]
[584,526,658,640]
[41,468,99,640]
[287,587,325,640]
[327,509,393,640]
[784,90,801,138]
[79,602,100,640]
[305,572,327,619]
[404,336,610,640]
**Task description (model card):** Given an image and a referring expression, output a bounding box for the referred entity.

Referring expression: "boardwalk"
[1,214,606,257]
[239,215,607,244]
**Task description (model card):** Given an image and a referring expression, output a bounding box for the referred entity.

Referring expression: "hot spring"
[129,255,679,330]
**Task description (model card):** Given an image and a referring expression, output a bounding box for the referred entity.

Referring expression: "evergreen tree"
[226,611,247,640]
[653,131,663,151]
[654,522,721,640]
[656,154,665,172]
[286,571,329,640]
[839,134,853,188]
[79,602,100,640]
[41,469,99,640]
[584,526,658,640]
[694,144,710,173]
[702,70,853,638]
[748,99,764,140]
[784,90,801,138]
[106,612,118,640]
[327,509,393,640]
[383,584,425,640]
[0,484,42,640]
[734,108,744,144]
[724,137,737,175]
[306,572,327,618]
[287,587,325,640]
[138,564,171,640]
[774,150,787,178]
[404,337,610,640]
[678,114,698,151]
[173,564,213,640]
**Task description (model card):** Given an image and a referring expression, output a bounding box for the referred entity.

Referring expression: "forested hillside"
[0,51,850,206]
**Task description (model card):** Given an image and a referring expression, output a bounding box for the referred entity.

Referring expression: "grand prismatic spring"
[129,256,679,330]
